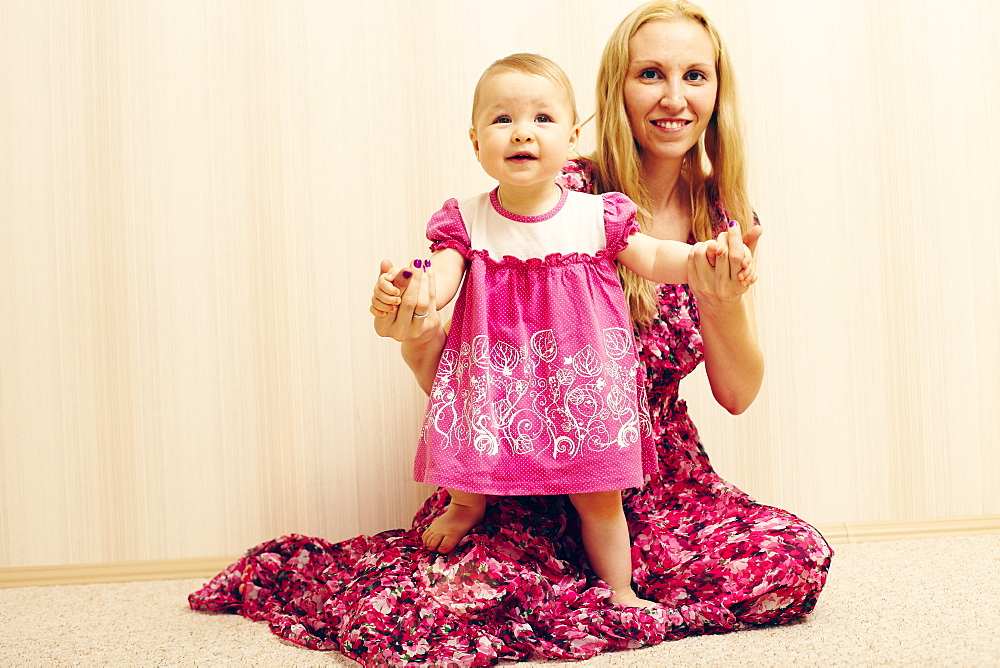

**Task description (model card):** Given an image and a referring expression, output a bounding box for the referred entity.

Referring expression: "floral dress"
[189,160,833,667]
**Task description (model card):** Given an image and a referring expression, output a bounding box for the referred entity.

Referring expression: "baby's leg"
[423,489,486,554]
[568,490,658,608]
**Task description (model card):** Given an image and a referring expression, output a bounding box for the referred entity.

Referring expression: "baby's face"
[470,71,578,190]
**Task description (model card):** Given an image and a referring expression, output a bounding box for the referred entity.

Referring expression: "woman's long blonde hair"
[591,0,751,326]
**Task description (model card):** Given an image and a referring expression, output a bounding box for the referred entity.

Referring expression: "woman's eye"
[638,68,661,80]
[684,71,708,82]
[493,115,511,124]
[535,114,553,123]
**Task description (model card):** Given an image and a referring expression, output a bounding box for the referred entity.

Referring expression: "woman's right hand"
[371,259,442,343]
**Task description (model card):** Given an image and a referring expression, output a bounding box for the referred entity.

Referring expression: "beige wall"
[1,0,998,569]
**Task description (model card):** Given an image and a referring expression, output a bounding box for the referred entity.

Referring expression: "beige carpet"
[3,535,998,666]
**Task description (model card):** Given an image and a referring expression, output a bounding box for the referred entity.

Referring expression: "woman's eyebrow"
[630,59,714,70]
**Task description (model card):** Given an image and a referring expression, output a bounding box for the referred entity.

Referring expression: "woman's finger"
[412,259,433,318]
[391,266,414,291]
[713,231,731,291]
[396,260,424,319]
[726,222,745,280]
[425,258,438,314]
[743,224,763,256]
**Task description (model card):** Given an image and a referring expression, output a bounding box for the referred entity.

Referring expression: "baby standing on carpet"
[372,53,755,608]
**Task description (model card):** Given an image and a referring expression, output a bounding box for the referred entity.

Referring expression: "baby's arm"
[617,232,754,286]
[425,248,466,310]
[616,233,702,284]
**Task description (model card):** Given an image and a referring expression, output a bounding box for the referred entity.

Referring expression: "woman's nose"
[659,81,684,110]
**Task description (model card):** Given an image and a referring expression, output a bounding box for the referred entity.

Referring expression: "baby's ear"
[469,127,480,158]
[568,124,580,152]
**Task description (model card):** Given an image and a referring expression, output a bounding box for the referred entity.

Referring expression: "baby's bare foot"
[422,502,484,554]
[608,590,660,608]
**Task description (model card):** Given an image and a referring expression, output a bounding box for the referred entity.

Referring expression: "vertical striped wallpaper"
[0,0,997,568]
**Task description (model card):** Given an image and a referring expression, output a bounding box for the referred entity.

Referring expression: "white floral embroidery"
[530,329,557,363]
[423,327,648,460]
[603,327,633,360]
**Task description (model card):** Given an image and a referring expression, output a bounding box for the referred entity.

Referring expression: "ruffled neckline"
[489,186,568,223]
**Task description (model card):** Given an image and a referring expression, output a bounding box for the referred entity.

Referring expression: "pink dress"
[415,187,654,495]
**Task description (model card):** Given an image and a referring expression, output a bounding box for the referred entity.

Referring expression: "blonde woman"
[191,2,832,664]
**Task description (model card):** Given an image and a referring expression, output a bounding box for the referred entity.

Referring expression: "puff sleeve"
[426,198,471,257]
[601,191,642,254]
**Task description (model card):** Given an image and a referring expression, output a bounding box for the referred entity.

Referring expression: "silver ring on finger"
[413,312,429,319]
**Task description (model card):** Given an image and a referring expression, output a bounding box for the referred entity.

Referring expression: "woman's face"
[623,19,718,167]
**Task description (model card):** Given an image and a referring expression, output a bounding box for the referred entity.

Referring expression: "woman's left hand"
[688,221,764,414]
[688,222,762,310]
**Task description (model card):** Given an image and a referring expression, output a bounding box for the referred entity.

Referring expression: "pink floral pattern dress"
[189,159,833,667]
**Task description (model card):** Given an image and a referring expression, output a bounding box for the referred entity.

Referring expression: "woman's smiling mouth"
[651,119,691,130]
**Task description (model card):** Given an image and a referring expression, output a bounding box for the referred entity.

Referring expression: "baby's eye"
[492,115,512,124]
[638,68,662,80]
[535,114,553,123]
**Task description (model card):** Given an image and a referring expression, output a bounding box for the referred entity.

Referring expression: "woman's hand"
[688,221,765,415]
[371,259,442,343]
[371,258,449,395]
[687,222,762,309]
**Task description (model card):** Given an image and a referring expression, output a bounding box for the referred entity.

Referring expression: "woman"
[191,2,832,665]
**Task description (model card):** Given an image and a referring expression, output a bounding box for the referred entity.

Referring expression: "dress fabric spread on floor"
[189,160,833,667]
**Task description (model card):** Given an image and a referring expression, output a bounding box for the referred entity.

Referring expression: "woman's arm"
[402,318,449,396]
[688,224,765,415]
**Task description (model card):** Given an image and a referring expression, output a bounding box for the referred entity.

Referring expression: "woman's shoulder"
[556,157,597,194]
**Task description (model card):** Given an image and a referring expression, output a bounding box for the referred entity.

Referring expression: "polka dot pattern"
[414,190,655,495]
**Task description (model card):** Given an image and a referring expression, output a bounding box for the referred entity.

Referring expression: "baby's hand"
[704,239,722,268]
[370,260,412,318]
[735,242,756,287]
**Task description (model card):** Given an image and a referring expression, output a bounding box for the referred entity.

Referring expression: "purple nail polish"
[413,259,422,269]
[425,258,432,268]
[729,220,737,228]
[401,270,412,279]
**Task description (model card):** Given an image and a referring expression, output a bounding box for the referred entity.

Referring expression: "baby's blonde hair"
[592,0,752,326]
[471,53,579,126]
